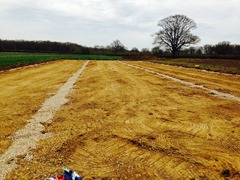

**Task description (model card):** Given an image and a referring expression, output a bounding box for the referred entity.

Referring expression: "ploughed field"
[0,60,240,179]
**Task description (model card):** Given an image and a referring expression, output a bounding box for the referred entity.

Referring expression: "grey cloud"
[0,0,240,49]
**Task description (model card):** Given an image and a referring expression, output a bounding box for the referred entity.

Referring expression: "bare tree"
[153,15,200,56]
[110,40,125,52]
[214,41,234,55]
[203,44,214,55]
[141,48,150,54]
[131,47,139,53]
[152,46,163,56]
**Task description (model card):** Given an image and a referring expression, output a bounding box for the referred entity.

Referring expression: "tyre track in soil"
[6,61,240,180]
[127,61,240,98]
[0,60,88,179]
[119,61,240,103]
[0,60,86,155]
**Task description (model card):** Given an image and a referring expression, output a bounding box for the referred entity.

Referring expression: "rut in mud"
[1,60,240,179]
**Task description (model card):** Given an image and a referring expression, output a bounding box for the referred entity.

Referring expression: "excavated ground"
[0,60,85,155]
[1,60,240,180]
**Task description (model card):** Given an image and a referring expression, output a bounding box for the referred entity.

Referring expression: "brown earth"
[150,58,240,75]
[1,60,240,179]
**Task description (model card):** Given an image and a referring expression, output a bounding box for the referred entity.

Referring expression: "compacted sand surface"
[1,60,240,179]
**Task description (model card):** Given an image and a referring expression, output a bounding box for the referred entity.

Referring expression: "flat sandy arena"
[0,60,240,179]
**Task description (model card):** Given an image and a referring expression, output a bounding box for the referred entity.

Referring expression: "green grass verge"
[0,52,122,70]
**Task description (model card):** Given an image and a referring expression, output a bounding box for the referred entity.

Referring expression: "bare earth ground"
[1,60,240,179]
[0,60,85,154]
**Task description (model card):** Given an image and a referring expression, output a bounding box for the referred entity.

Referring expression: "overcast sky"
[0,0,240,50]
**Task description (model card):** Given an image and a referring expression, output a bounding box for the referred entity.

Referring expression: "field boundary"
[146,61,240,77]
[0,60,58,73]
[0,61,89,179]
[0,52,122,71]
[119,61,240,103]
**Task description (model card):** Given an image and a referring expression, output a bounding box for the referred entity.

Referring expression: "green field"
[2,52,240,75]
[0,52,122,70]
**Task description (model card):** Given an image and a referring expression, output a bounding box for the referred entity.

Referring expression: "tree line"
[1,14,240,59]
[1,39,238,57]
[0,39,141,55]
[1,39,240,59]
[152,41,240,59]
[0,40,93,54]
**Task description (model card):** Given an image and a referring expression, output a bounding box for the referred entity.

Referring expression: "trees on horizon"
[1,14,240,59]
[153,14,200,56]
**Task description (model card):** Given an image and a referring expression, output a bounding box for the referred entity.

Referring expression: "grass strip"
[0,52,122,70]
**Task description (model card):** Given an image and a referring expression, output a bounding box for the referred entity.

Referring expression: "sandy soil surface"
[1,60,240,179]
[0,60,84,155]
[129,61,240,98]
